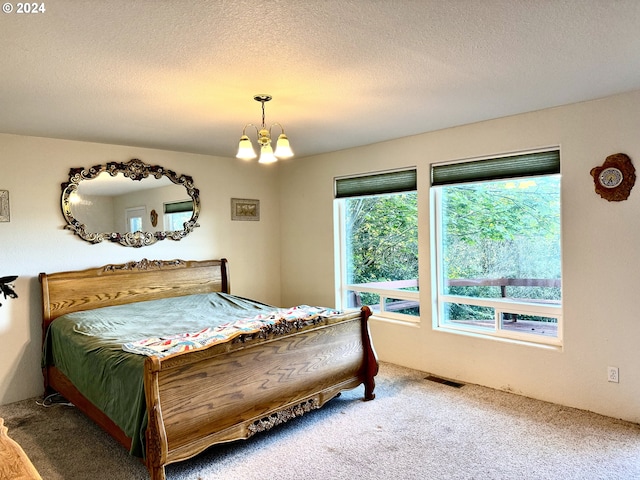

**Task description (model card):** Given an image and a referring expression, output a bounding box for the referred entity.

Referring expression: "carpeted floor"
[1,362,639,479]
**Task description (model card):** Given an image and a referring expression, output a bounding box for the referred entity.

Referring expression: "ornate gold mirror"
[61,159,200,247]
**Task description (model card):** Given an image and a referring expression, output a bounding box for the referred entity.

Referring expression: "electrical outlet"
[608,366,619,383]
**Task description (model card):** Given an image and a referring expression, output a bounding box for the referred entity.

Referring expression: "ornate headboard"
[39,258,229,331]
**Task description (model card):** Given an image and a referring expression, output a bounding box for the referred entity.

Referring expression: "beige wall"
[0,134,281,404]
[279,90,640,424]
[2,90,639,424]
[110,183,188,233]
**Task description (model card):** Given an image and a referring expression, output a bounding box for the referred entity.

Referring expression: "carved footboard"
[144,307,375,480]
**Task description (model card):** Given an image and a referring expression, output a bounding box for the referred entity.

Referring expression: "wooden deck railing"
[349,277,561,312]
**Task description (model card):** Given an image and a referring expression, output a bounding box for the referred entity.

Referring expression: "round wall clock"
[590,153,635,201]
[598,167,623,189]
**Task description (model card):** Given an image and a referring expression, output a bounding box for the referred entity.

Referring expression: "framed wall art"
[0,190,9,222]
[231,198,260,221]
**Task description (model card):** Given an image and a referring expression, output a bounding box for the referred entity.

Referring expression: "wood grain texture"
[0,418,42,480]
[39,258,228,328]
[40,259,377,480]
[159,320,364,451]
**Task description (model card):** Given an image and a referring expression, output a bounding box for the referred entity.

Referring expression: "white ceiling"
[2,0,640,159]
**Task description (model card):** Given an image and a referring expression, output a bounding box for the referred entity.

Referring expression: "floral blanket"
[122,305,340,358]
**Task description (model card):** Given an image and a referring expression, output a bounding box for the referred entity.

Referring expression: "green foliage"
[346,192,418,285]
[343,175,561,314]
[442,177,561,294]
[442,176,561,320]
[443,177,560,245]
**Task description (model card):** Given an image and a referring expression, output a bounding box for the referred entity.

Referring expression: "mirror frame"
[61,158,200,247]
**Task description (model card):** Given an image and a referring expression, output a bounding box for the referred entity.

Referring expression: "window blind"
[431,150,560,186]
[335,169,417,198]
[164,200,193,214]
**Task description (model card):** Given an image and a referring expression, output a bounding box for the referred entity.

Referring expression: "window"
[335,169,419,322]
[164,200,193,231]
[125,206,145,233]
[432,149,562,346]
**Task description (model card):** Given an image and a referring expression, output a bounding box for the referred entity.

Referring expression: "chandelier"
[236,94,294,164]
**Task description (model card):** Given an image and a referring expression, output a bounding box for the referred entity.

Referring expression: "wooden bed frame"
[39,258,377,480]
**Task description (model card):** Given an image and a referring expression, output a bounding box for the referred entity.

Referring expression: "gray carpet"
[1,362,639,479]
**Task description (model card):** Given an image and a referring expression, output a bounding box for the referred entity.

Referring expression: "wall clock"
[590,153,635,201]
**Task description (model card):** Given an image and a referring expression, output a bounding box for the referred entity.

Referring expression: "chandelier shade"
[259,144,277,164]
[236,135,257,160]
[236,95,294,163]
[274,133,293,158]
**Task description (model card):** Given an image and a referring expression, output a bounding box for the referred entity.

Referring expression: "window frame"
[163,200,194,231]
[334,168,420,323]
[125,206,146,233]
[431,149,562,347]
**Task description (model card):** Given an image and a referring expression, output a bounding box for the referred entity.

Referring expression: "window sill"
[369,314,421,327]
[433,325,563,351]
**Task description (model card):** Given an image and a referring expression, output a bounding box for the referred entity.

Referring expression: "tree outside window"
[433,150,562,345]
[336,169,419,321]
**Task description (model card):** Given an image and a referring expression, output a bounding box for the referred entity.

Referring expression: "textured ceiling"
[2,0,640,159]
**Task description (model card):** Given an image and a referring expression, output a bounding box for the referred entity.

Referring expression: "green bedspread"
[42,292,275,458]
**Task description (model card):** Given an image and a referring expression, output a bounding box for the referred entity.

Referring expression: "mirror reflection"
[61,159,200,247]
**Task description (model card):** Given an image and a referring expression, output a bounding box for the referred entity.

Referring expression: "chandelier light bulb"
[274,133,293,158]
[236,135,257,160]
[258,144,277,164]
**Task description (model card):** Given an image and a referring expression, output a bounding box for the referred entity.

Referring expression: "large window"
[432,149,562,346]
[335,169,419,322]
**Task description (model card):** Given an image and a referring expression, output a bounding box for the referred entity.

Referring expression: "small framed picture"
[231,198,260,221]
[0,191,9,222]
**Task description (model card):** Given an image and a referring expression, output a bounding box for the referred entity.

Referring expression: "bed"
[39,258,377,480]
